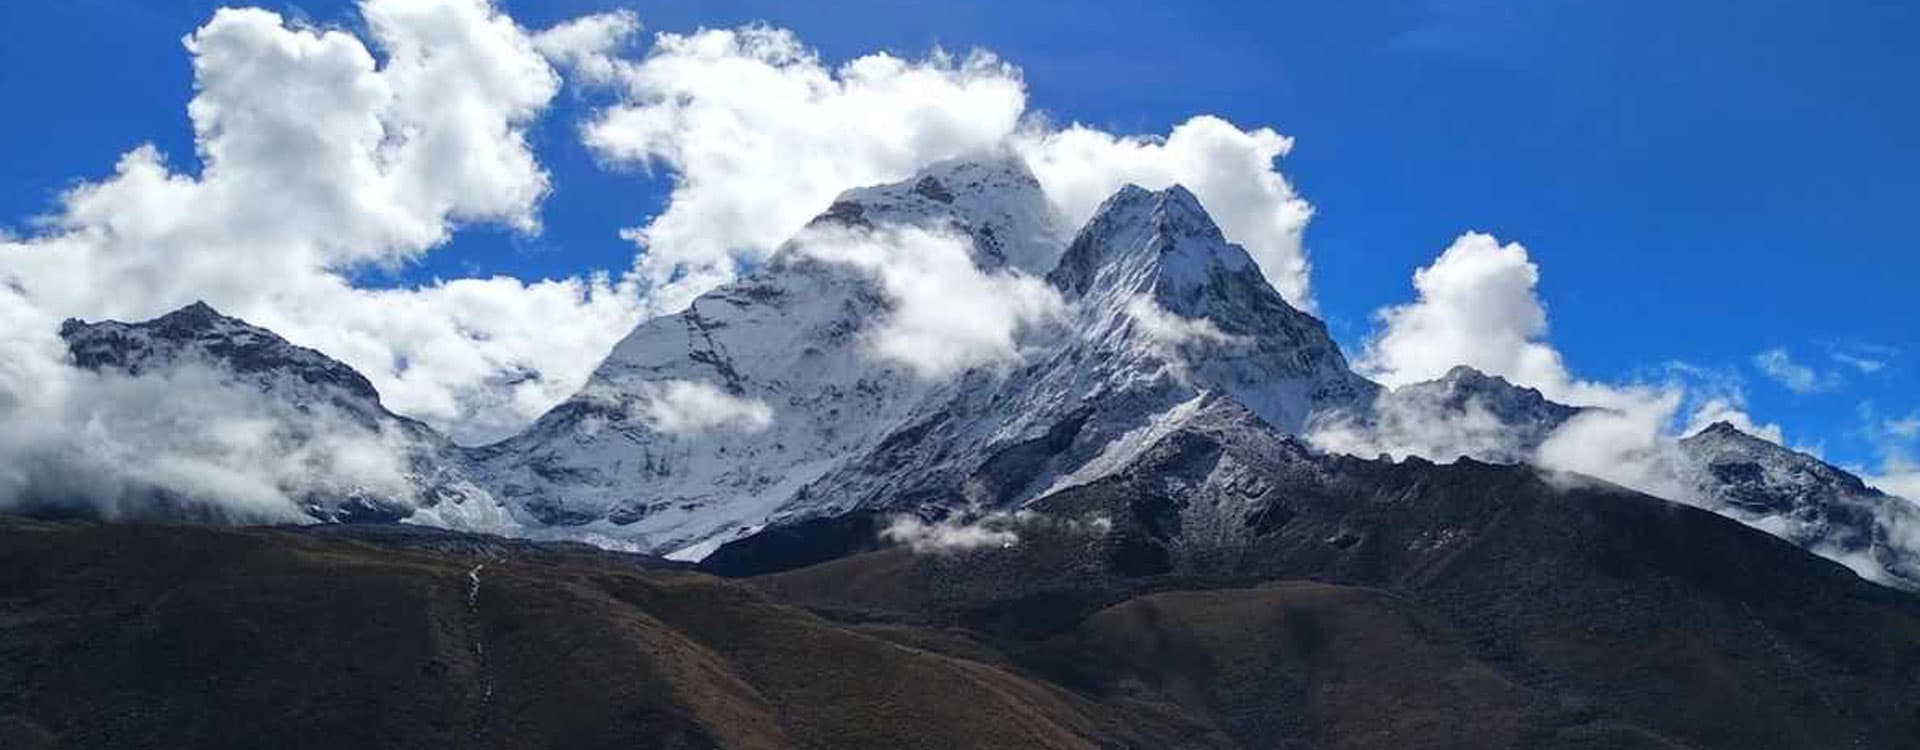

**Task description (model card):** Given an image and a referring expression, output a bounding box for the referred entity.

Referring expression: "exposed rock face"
[1677,421,1920,588]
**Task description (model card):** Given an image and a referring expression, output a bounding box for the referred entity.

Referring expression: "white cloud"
[634,379,773,434]
[1356,232,1590,402]
[1338,231,1789,495]
[1123,294,1241,348]
[0,0,648,444]
[881,513,1021,554]
[1014,116,1316,309]
[532,10,640,84]
[795,224,1064,379]
[1753,347,1838,394]
[878,510,1112,555]
[574,26,1319,311]
[0,294,432,523]
[0,1,1339,528]
[580,26,1027,306]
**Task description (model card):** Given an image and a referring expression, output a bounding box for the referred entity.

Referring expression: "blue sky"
[1,0,1913,471]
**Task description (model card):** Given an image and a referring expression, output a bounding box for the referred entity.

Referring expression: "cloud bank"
[570,22,1320,312]
[1,0,1327,451]
[0,0,647,445]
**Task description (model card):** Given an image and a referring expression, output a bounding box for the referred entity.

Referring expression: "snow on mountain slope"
[784,183,1379,524]
[828,153,1065,274]
[56,303,506,528]
[1678,421,1920,588]
[470,155,1068,556]
[473,161,1388,557]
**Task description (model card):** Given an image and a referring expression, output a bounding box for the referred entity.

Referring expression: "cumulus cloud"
[0,0,648,444]
[7,0,1331,450]
[1356,233,1573,396]
[794,224,1065,379]
[1015,116,1316,309]
[573,25,1319,310]
[532,10,640,84]
[1754,347,1839,394]
[635,379,774,434]
[579,26,1026,307]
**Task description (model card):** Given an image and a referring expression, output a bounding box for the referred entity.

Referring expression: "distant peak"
[803,151,1060,274]
[60,301,239,338]
[160,300,226,323]
[1691,421,1751,439]
[830,152,1042,210]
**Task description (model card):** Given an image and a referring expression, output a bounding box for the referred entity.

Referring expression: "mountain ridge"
[29,156,1920,593]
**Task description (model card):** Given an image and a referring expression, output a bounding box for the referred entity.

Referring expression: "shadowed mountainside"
[731,403,1920,749]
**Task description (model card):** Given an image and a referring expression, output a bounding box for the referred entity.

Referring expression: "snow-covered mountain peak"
[1687,420,1759,443]
[813,152,1063,274]
[62,302,383,411]
[1016,183,1379,438]
[1312,365,1583,464]
[1047,183,1245,302]
[57,303,507,528]
[1678,421,1874,501]
[1415,366,1571,416]
[1675,420,1920,588]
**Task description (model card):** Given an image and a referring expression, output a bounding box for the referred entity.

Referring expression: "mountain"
[54,303,505,528]
[475,159,1375,557]
[1678,421,1920,588]
[780,182,1376,527]
[1311,365,1584,463]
